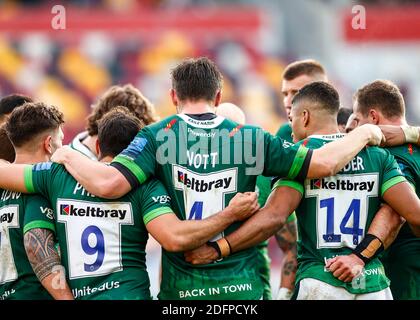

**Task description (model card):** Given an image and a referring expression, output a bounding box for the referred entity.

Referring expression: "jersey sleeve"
[23,194,55,234]
[272,178,304,195]
[263,133,313,181]
[111,127,156,189]
[381,151,407,196]
[23,162,56,198]
[139,179,174,225]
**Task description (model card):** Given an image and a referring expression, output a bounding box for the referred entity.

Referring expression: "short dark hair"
[337,107,353,126]
[354,80,405,119]
[0,125,15,162]
[0,94,33,124]
[87,84,157,136]
[97,107,143,158]
[292,81,340,115]
[5,102,64,148]
[0,94,33,116]
[171,57,223,102]
[282,59,326,81]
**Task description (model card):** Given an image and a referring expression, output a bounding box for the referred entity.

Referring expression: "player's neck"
[178,101,216,115]
[308,124,341,137]
[99,155,113,163]
[82,135,98,156]
[14,150,49,165]
[378,117,406,126]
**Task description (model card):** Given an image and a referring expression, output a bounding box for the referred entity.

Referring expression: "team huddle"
[0,57,420,300]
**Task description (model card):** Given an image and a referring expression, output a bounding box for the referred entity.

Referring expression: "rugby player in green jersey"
[0,105,258,300]
[50,57,384,300]
[186,81,420,299]
[274,59,329,299]
[349,80,420,299]
[0,102,73,300]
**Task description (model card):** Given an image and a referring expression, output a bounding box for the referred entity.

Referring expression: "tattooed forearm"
[275,220,297,252]
[24,228,60,282]
[282,256,298,276]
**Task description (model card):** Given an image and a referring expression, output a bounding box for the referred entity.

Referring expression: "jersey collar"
[177,113,226,129]
[307,133,346,141]
[69,131,98,161]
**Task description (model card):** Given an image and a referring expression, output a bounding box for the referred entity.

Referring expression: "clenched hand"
[227,191,260,221]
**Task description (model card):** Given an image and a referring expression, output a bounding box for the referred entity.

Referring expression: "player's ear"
[44,135,53,155]
[369,109,380,125]
[302,109,310,127]
[170,89,178,107]
[214,90,222,107]
[96,139,100,156]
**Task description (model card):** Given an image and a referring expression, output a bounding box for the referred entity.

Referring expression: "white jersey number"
[57,199,133,279]
[305,174,379,249]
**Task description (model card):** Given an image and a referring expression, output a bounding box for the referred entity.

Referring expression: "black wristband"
[206,241,222,260]
[353,234,384,265]
[225,237,233,254]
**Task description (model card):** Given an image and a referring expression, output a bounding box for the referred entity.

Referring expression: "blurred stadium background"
[1,0,419,298]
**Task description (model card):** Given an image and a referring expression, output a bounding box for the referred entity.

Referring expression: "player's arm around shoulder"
[307,124,384,179]
[0,162,29,193]
[380,125,420,147]
[51,145,131,199]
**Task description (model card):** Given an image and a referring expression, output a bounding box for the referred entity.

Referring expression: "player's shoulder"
[32,161,64,174]
[129,178,169,199]
[22,192,51,207]
[298,135,328,149]
[146,114,179,132]
[387,143,420,160]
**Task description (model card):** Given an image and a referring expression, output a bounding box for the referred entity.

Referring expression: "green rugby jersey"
[111,113,312,300]
[276,123,293,143]
[23,162,173,300]
[0,190,54,300]
[381,143,420,299]
[275,133,406,294]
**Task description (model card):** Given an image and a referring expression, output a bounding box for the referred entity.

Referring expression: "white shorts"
[296,278,393,300]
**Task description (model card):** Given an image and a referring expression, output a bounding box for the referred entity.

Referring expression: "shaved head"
[290,81,340,141]
[216,102,246,125]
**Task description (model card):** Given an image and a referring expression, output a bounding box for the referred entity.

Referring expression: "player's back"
[0,189,53,300]
[112,112,310,299]
[143,114,268,299]
[277,133,405,294]
[26,162,172,300]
